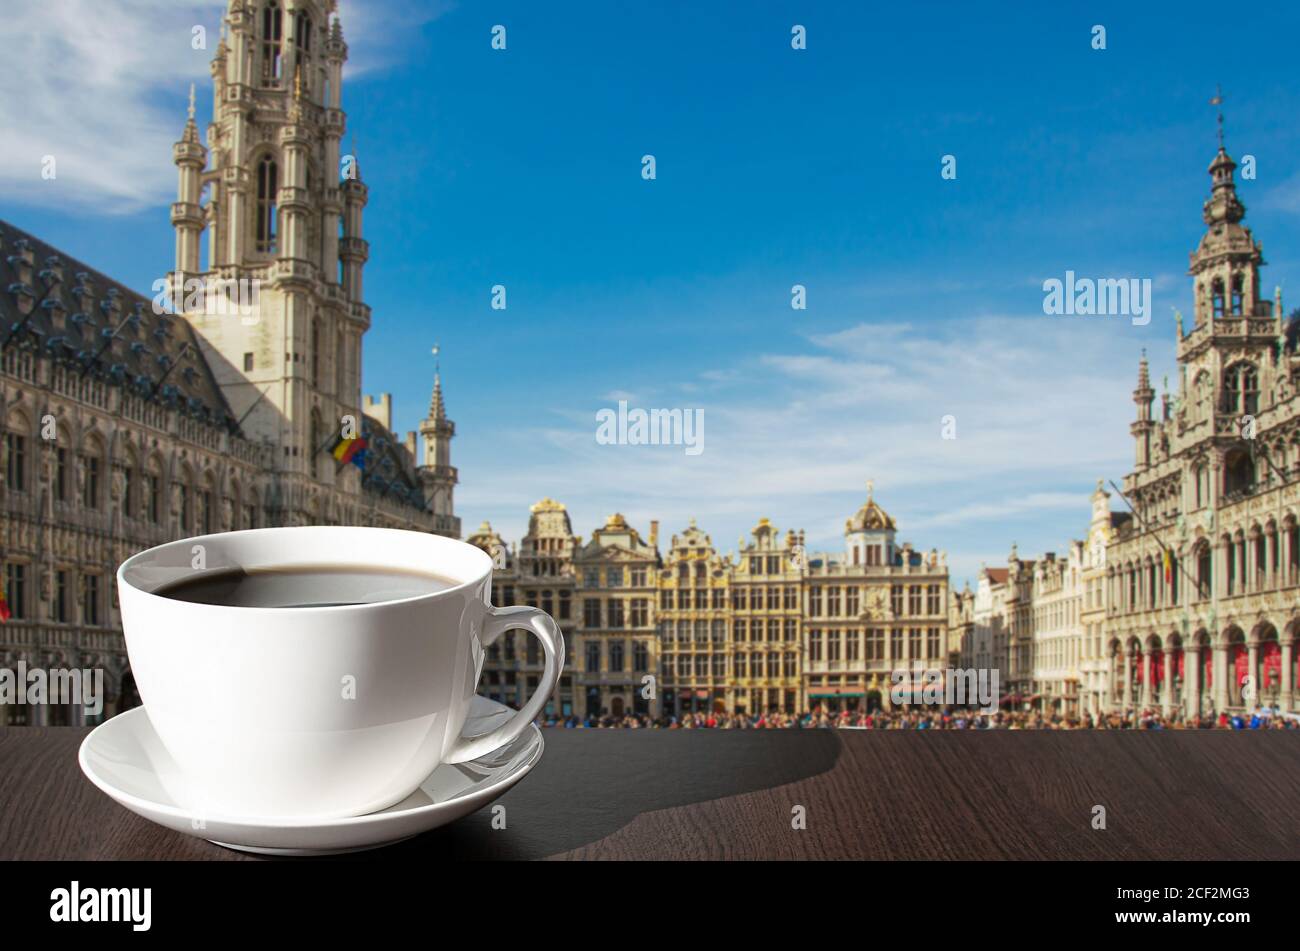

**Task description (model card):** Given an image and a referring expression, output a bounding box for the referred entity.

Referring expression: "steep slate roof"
[356,413,428,510]
[2,219,431,512]
[0,219,238,433]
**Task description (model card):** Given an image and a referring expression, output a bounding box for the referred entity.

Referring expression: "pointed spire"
[1210,84,1225,148]
[178,83,201,145]
[1203,88,1245,227]
[1137,349,1150,389]
[347,132,362,182]
[428,343,445,420]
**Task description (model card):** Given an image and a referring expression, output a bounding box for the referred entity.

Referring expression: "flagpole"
[1107,480,1202,595]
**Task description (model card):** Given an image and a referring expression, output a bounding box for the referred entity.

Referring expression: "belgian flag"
[331,432,368,469]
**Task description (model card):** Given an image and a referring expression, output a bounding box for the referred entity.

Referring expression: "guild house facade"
[0,1,459,725]
[470,489,949,719]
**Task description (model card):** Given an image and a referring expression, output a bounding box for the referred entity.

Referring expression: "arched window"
[144,456,163,523]
[1222,362,1259,416]
[179,466,195,533]
[310,407,323,480]
[3,410,30,493]
[54,425,71,502]
[245,489,260,530]
[1241,365,1259,416]
[1211,278,1225,318]
[256,156,278,253]
[81,436,104,510]
[262,1,283,82]
[1231,274,1244,315]
[198,472,215,534]
[311,318,320,387]
[120,446,139,518]
[229,479,242,531]
[337,213,347,282]
[294,10,311,56]
[1224,449,1253,497]
[1193,370,1210,417]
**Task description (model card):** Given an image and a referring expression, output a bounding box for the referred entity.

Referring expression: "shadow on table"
[321,729,843,860]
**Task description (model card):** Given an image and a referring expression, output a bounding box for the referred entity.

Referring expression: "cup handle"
[443,605,565,765]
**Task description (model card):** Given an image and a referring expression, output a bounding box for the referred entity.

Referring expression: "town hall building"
[0,0,460,724]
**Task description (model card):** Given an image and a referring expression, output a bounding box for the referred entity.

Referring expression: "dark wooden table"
[3,727,1298,860]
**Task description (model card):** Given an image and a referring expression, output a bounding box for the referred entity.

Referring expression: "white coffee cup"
[116,526,563,820]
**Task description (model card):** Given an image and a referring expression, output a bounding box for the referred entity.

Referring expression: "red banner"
[1262,642,1281,688]
[1204,651,1213,688]
[1174,649,1185,680]
[1152,652,1164,684]
[1232,645,1249,686]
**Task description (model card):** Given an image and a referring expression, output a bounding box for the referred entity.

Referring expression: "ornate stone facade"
[725,518,803,714]
[468,500,579,715]
[804,491,949,711]
[1106,141,1300,718]
[470,489,949,718]
[0,1,459,725]
[659,520,735,715]
[1029,546,1083,715]
[1079,482,1128,716]
[572,514,659,718]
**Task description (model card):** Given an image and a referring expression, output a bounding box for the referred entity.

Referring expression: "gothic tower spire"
[1188,92,1266,328]
[419,346,460,535]
[178,1,366,496]
[170,84,207,282]
[1176,92,1281,476]
[1130,350,1154,469]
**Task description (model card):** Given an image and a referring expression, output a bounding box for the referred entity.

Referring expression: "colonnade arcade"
[1106,619,1297,717]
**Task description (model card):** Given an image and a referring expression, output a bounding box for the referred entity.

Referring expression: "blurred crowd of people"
[536,706,1300,730]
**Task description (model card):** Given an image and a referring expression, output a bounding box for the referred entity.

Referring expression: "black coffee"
[154,565,457,608]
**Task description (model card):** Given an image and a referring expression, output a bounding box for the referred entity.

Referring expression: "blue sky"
[4,0,1300,586]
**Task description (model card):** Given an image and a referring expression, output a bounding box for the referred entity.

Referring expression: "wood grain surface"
[2,727,1297,860]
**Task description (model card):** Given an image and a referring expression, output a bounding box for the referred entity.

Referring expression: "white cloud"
[1262,171,1300,215]
[0,0,449,213]
[906,492,1091,531]
[0,0,223,212]
[460,314,1149,581]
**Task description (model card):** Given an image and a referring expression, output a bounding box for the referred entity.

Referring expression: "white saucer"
[79,696,544,855]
